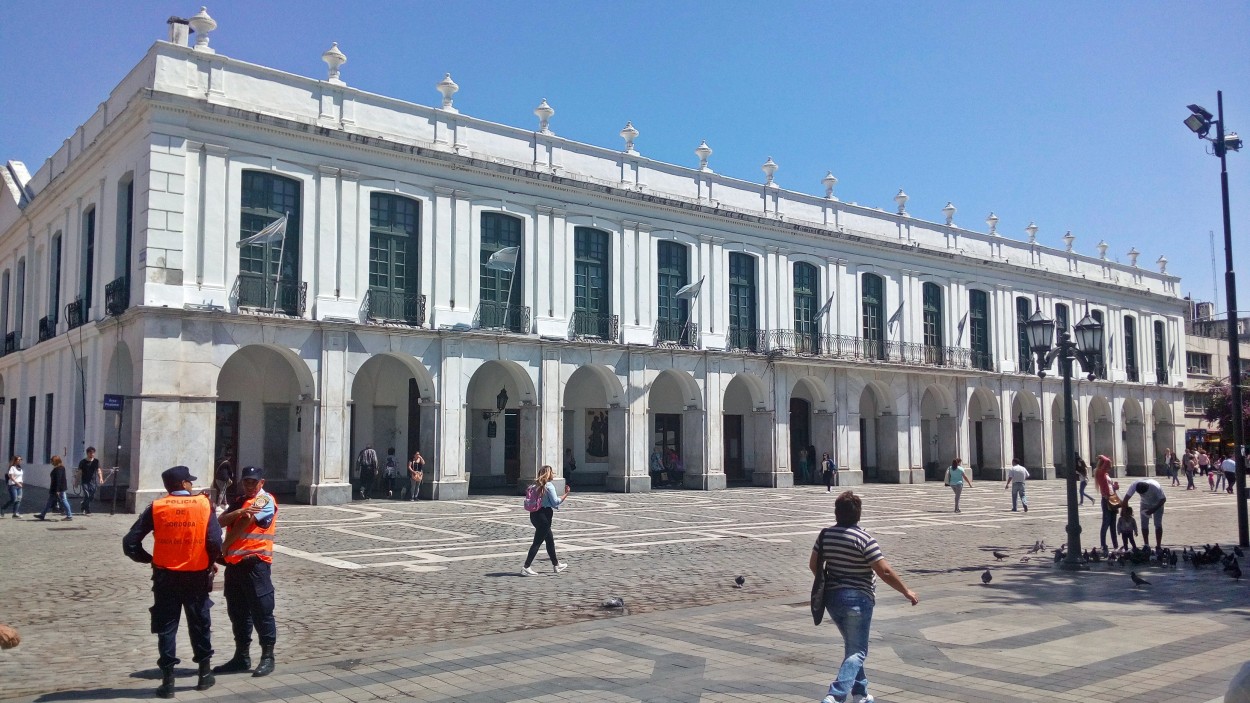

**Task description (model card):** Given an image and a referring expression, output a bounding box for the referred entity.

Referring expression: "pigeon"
[981,569,992,584]
[1168,551,1178,569]
[1130,571,1150,587]
[1225,556,1239,572]
[1028,541,1043,554]
[1234,562,1243,580]
[600,597,625,609]
[993,551,1009,561]
[1019,557,1030,563]
[734,576,746,588]
[1236,546,1244,558]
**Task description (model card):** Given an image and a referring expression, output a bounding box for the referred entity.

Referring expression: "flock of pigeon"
[980,541,1246,588]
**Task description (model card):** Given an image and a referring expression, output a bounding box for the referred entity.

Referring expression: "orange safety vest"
[224,492,277,564]
[151,494,212,571]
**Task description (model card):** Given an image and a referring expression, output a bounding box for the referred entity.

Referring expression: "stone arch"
[103,342,137,487]
[1087,395,1115,467]
[648,369,705,488]
[1152,400,1175,469]
[967,387,1002,477]
[921,385,957,479]
[858,381,896,482]
[723,374,768,485]
[217,344,315,490]
[1010,391,1044,477]
[790,377,832,486]
[1051,394,1082,476]
[1122,397,1147,475]
[465,360,539,493]
[563,365,627,490]
[350,353,437,499]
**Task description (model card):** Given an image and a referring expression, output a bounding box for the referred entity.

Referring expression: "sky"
[2,1,1248,311]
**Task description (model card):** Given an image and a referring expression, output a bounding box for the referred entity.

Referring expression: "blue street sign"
[103,394,124,411]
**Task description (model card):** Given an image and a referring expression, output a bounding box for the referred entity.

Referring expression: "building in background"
[1182,299,1250,453]
[0,9,1186,508]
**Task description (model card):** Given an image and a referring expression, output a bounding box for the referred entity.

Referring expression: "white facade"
[0,18,1187,508]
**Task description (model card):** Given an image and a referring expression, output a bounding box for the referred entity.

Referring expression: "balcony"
[763,331,978,369]
[105,276,130,316]
[727,325,766,353]
[654,318,700,348]
[363,289,426,326]
[475,301,530,333]
[971,349,995,372]
[66,298,86,330]
[1157,367,1169,385]
[233,273,307,317]
[4,332,19,355]
[570,310,618,342]
[37,315,56,343]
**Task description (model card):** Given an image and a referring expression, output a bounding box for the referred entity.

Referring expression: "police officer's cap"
[241,465,265,480]
[162,465,197,485]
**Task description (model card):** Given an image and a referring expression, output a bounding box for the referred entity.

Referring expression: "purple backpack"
[524,484,542,512]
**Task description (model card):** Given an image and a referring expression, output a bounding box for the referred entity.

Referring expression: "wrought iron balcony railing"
[475,301,530,333]
[37,315,56,343]
[66,298,86,330]
[363,289,426,326]
[571,310,618,341]
[760,330,980,370]
[971,349,995,372]
[1157,367,1169,385]
[105,275,130,316]
[1126,365,1140,383]
[233,274,307,317]
[4,332,19,355]
[654,319,699,348]
[727,325,766,353]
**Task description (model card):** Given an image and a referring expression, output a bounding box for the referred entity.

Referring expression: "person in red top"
[214,465,279,678]
[1093,455,1121,550]
[123,466,223,698]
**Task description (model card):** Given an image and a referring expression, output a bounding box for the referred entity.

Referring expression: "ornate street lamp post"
[1027,310,1104,570]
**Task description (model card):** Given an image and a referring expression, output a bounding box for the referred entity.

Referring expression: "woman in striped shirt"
[810,491,918,703]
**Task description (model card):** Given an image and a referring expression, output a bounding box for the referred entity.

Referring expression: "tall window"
[43,393,53,462]
[1091,309,1106,379]
[25,396,35,460]
[970,289,991,370]
[1055,303,1070,336]
[239,171,301,312]
[573,227,611,338]
[109,176,135,314]
[1187,351,1212,376]
[1154,320,1168,384]
[1016,297,1032,374]
[479,212,523,331]
[1124,315,1139,382]
[49,234,62,321]
[656,241,690,343]
[861,273,885,360]
[0,271,9,336]
[82,206,95,313]
[14,259,24,339]
[922,282,944,363]
[794,262,819,351]
[728,253,758,351]
[368,193,420,322]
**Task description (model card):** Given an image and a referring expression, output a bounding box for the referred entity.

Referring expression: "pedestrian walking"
[122,466,223,698]
[798,448,811,485]
[563,446,577,488]
[35,455,73,521]
[213,453,233,508]
[407,450,425,501]
[649,446,665,487]
[521,465,569,576]
[1223,453,1238,495]
[77,447,102,515]
[214,466,278,678]
[1198,448,1211,476]
[1118,504,1138,550]
[1119,478,1167,552]
[1005,459,1029,513]
[944,458,971,513]
[384,447,400,498]
[1164,448,1180,487]
[810,490,918,703]
[1184,453,1197,490]
[2,456,22,518]
[1094,454,1121,550]
[356,445,378,500]
[821,452,838,492]
[1074,455,1095,506]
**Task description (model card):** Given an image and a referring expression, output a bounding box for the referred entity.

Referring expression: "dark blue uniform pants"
[224,559,277,647]
[150,569,214,669]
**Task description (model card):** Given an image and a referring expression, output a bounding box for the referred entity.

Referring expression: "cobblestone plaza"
[2,481,1247,702]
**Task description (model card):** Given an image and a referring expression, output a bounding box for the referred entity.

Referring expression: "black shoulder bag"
[811,527,827,625]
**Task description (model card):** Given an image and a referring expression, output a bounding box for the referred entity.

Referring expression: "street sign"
[103,394,124,411]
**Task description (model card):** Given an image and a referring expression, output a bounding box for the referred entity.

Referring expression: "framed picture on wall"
[586,409,609,463]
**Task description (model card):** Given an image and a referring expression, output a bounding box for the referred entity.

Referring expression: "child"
[1118,503,1138,550]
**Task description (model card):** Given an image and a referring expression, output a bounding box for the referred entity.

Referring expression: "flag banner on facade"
[814,294,834,320]
[1168,343,1175,368]
[485,246,520,272]
[956,311,969,343]
[675,276,705,300]
[1107,333,1115,363]
[887,301,904,328]
[236,214,288,248]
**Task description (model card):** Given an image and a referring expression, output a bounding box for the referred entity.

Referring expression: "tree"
[1204,372,1250,447]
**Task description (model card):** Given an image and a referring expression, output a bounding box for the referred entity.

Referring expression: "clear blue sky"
[2,1,1248,310]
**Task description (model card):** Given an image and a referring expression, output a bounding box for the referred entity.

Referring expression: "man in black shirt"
[77,446,102,515]
[35,456,72,521]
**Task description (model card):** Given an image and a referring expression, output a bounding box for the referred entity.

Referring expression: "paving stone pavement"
[2,480,1248,702]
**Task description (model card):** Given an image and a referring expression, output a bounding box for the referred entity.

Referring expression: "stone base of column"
[752,471,792,488]
[1037,465,1058,480]
[687,472,727,490]
[606,475,652,493]
[976,467,1009,482]
[423,479,468,500]
[297,482,352,505]
[1124,463,1150,477]
[878,467,928,484]
[830,469,863,487]
[127,488,168,513]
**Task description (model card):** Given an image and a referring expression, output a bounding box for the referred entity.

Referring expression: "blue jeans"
[824,588,874,701]
[2,485,20,515]
[38,491,72,518]
[1011,482,1027,510]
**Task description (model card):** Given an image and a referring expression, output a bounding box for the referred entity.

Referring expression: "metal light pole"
[1185,94,1246,546]
[1027,311,1104,570]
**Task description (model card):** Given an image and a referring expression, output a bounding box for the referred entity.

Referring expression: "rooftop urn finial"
[894,189,909,215]
[942,201,956,226]
[1157,255,1169,274]
[761,157,778,187]
[695,140,713,172]
[534,99,554,134]
[436,73,459,111]
[822,171,838,200]
[620,121,638,154]
[1128,247,1140,267]
[1096,240,1109,259]
[322,43,346,85]
[1063,230,1076,251]
[986,212,999,236]
[188,6,217,53]
[1025,221,1038,244]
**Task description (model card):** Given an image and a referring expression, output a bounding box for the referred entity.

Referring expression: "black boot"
[155,666,176,699]
[252,644,275,677]
[196,660,216,691]
[212,645,251,674]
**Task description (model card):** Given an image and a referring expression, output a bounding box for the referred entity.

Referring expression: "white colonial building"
[0,10,1187,508]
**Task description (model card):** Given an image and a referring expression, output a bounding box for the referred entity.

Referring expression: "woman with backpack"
[521,465,570,576]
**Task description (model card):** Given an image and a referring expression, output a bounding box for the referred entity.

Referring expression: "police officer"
[213,465,278,677]
[123,466,222,698]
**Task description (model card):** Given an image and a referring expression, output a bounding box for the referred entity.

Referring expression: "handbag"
[811,527,827,626]
[943,468,952,487]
